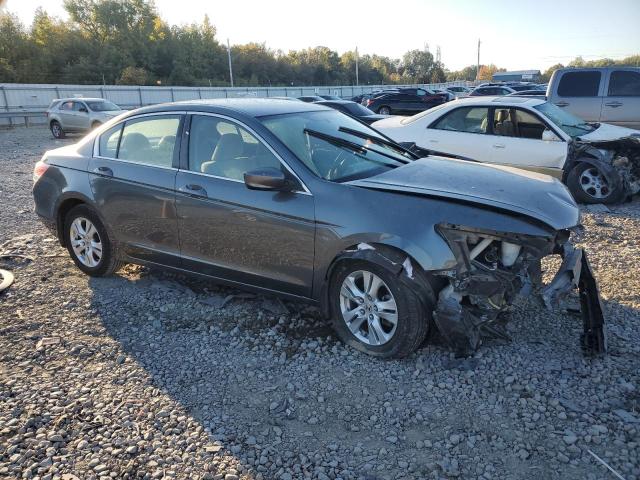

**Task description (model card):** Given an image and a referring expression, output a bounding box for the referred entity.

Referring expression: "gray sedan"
[32,99,606,357]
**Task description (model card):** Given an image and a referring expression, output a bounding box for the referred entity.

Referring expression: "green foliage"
[0,1,637,87]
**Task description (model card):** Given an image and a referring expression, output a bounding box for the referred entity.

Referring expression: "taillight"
[33,160,49,184]
[366,99,373,106]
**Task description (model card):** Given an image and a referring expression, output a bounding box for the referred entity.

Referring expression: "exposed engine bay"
[571,135,640,201]
[433,224,606,357]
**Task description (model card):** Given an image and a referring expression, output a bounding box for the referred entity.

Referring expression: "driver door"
[175,113,316,297]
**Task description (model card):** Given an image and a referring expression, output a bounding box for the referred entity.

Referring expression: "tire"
[378,106,391,115]
[63,205,123,277]
[566,162,622,204]
[50,121,65,139]
[329,259,429,358]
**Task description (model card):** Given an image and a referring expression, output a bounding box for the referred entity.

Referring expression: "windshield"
[399,102,451,125]
[87,100,120,111]
[260,110,412,182]
[344,103,375,116]
[534,101,595,137]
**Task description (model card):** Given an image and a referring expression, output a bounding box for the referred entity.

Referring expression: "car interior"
[189,116,281,181]
[492,108,547,139]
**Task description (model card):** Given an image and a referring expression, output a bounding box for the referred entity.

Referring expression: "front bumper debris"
[433,228,606,357]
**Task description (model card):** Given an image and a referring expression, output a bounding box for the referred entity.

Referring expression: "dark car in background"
[314,99,390,125]
[318,95,343,101]
[298,95,326,103]
[365,88,448,115]
[32,99,605,358]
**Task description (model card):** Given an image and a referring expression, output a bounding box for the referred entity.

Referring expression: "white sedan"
[373,97,640,204]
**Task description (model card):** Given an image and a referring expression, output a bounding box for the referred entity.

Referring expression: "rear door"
[89,113,183,266]
[601,68,640,129]
[175,113,316,297]
[424,106,494,162]
[551,70,603,122]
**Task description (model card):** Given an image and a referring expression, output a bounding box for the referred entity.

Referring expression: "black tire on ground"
[566,162,623,205]
[50,120,65,139]
[378,106,391,115]
[329,259,430,358]
[63,204,123,277]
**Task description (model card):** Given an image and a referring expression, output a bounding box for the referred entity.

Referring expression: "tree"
[118,66,148,84]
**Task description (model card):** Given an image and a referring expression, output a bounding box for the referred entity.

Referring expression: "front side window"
[557,71,601,97]
[432,107,489,134]
[608,71,640,96]
[513,109,547,139]
[260,110,411,183]
[72,102,86,112]
[117,115,181,167]
[188,115,281,181]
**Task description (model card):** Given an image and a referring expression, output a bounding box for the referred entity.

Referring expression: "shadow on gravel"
[82,263,640,480]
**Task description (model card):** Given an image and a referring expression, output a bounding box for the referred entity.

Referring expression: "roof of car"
[55,97,108,102]
[447,96,546,107]
[314,100,356,105]
[133,98,332,117]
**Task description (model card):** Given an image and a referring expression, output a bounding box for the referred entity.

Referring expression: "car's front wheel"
[566,162,622,204]
[64,205,123,276]
[330,260,429,358]
[50,121,65,139]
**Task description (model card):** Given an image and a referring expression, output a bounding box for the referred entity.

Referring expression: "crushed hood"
[348,157,580,230]
[578,123,640,142]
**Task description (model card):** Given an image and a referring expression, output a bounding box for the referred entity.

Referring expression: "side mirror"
[542,129,561,142]
[244,167,289,191]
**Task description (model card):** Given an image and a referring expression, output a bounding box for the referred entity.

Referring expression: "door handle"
[605,101,623,108]
[92,166,113,177]
[493,144,505,149]
[179,183,208,198]
[555,101,569,107]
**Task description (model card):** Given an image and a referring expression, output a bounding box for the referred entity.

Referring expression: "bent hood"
[578,123,640,142]
[348,157,579,230]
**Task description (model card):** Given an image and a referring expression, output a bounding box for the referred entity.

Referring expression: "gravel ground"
[1,126,639,480]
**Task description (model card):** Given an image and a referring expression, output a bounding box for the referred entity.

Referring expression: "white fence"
[0,81,476,126]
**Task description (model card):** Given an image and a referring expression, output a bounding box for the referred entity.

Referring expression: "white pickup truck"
[547,67,640,130]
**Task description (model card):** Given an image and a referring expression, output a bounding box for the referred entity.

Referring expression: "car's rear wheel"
[378,106,391,115]
[64,205,123,276]
[50,121,65,139]
[330,260,429,358]
[566,162,622,204]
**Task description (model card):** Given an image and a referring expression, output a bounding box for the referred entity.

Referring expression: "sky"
[3,0,640,71]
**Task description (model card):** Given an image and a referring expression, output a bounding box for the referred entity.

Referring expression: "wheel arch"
[54,194,100,247]
[318,242,439,319]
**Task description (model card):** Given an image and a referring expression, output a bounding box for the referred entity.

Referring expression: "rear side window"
[59,101,73,111]
[117,115,181,168]
[608,71,640,96]
[557,71,601,97]
[431,107,489,133]
[98,124,122,158]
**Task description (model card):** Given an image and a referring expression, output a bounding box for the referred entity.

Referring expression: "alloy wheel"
[339,270,398,346]
[579,167,610,199]
[69,217,103,268]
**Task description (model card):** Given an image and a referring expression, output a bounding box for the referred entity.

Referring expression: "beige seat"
[120,133,150,162]
[201,133,247,180]
[494,109,515,136]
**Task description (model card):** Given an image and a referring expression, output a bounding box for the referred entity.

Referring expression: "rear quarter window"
[557,71,601,97]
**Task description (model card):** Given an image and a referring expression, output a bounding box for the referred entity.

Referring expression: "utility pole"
[227,38,234,88]
[355,47,359,86]
[476,39,481,81]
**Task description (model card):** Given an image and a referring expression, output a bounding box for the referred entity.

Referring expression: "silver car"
[47,98,124,138]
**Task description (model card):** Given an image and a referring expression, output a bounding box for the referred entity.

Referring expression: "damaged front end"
[433,224,606,357]
[570,135,640,200]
